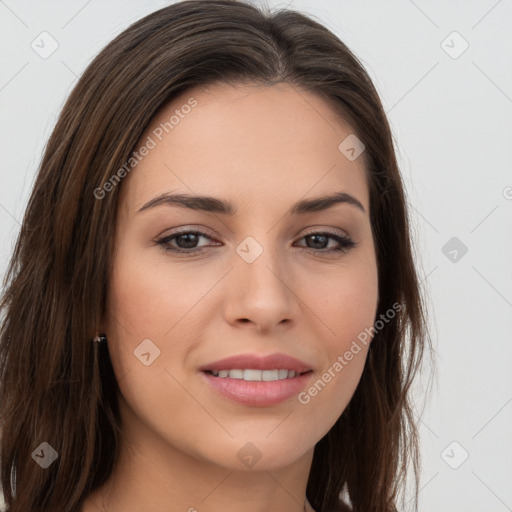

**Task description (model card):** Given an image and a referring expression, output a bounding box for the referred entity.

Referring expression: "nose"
[223,244,300,334]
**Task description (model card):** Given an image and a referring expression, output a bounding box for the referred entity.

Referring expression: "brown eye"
[156,230,220,256]
[295,231,356,254]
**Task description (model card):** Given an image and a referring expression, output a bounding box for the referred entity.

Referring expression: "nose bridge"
[237,235,287,298]
[226,233,299,329]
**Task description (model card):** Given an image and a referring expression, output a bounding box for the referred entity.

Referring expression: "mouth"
[199,352,313,374]
[203,369,312,380]
[199,353,314,407]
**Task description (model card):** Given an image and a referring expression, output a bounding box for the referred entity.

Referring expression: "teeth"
[244,369,263,381]
[209,369,301,380]
[261,370,278,381]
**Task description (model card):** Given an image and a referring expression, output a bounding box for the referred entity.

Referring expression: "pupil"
[178,233,198,248]
[309,234,327,249]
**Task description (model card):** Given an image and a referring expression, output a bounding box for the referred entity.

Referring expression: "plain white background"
[0,1,511,510]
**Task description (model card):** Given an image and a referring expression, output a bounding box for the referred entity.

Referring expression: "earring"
[91,332,108,344]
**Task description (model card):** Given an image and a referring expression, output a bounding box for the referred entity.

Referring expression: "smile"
[205,369,309,380]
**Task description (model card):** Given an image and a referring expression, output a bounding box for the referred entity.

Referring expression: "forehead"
[118,82,369,217]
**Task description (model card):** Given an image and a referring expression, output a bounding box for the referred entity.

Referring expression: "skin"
[82,82,379,512]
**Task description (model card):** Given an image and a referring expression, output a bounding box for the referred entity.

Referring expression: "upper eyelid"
[153,215,357,239]
[173,228,219,242]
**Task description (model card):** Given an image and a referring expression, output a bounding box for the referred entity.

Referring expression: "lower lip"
[200,371,313,407]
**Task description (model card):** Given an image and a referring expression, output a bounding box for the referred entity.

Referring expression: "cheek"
[304,257,379,346]
[104,246,219,401]
[296,296,375,436]
[106,246,207,338]
[104,252,203,434]
[295,259,377,417]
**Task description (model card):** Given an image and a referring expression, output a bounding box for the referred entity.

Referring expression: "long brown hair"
[0,1,432,510]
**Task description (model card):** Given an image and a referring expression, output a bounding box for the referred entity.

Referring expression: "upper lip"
[199,353,313,373]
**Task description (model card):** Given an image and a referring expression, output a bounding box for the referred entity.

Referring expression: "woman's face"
[105,82,379,472]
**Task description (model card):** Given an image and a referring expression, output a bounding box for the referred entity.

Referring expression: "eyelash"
[155,229,357,257]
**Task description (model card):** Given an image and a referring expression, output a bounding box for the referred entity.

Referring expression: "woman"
[0,1,431,511]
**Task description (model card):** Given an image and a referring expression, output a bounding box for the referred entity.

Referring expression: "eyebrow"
[137,191,366,215]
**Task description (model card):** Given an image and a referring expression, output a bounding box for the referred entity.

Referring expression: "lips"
[198,353,313,374]
[198,353,314,406]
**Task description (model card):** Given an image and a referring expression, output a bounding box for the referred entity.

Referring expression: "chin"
[196,436,314,472]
